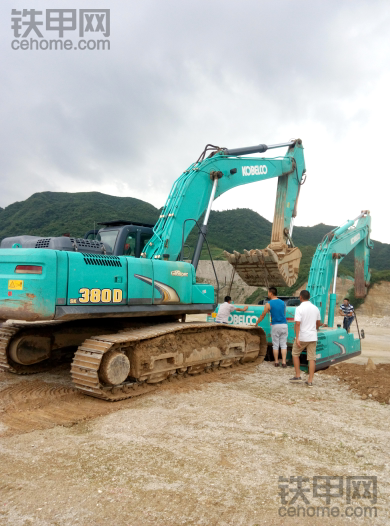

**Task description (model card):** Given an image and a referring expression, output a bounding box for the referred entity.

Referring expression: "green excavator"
[0,139,307,400]
[210,211,373,370]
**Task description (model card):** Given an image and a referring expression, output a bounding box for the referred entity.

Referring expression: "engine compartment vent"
[83,254,122,267]
[35,238,51,249]
[70,238,105,253]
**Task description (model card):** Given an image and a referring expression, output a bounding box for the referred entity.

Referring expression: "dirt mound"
[321,362,390,404]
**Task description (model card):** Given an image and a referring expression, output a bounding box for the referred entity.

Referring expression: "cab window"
[97,230,119,254]
[124,234,137,257]
[140,232,152,253]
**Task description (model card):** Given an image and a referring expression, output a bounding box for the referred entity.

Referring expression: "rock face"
[358,281,390,317]
[196,261,259,304]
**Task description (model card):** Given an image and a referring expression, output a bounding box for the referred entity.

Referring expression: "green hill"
[0,193,388,293]
[0,192,159,239]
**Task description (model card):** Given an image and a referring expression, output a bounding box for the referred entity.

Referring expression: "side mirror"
[360,329,365,339]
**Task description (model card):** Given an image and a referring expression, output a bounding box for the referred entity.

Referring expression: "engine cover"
[0,235,106,254]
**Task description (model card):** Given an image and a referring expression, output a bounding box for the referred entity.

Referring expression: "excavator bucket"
[224,243,302,288]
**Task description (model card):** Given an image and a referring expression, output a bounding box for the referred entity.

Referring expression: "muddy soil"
[321,362,390,404]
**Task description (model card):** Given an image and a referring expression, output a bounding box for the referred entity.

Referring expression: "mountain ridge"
[0,191,387,275]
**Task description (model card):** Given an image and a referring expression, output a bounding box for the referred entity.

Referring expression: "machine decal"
[333,341,346,354]
[351,233,361,245]
[134,274,180,303]
[8,280,23,290]
[76,288,123,304]
[171,270,188,277]
[209,313,258,325]
[242,165,268,176]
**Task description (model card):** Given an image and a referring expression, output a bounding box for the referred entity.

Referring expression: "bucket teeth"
[224,244,302,288]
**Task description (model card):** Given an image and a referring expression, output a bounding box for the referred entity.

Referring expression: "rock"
[356,452,364,457]
[365,358,376,371]
[273,432,283,438]
[368,394,372,398]
[372,390,379,397]
[361,394,368,400]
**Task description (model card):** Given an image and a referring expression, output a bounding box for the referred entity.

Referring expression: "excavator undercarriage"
[0,320,267,401]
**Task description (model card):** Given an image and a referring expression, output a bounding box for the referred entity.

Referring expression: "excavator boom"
[308,210,373,326]
[145,139,306,288]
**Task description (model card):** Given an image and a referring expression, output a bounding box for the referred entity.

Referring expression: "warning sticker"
[8,280,23,290]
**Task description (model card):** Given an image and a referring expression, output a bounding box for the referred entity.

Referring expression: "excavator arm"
[308,211,373,327]
[144,139,306,287]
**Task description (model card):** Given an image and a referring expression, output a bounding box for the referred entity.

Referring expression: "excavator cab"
[84,220,154,257]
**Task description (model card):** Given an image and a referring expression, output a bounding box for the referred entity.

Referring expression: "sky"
[1,0,390,242]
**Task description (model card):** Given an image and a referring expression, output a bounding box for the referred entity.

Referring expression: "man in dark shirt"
[339,298,355,333]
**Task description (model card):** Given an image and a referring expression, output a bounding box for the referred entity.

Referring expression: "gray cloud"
[1,0,389,241]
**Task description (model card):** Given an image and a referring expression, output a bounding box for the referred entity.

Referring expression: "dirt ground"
[0,317,389,525]
[322,362,390,403]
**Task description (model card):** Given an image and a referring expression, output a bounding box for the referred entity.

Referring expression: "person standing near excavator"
[215,296,248,324]
[339,298,355,333]
[255,287,288,367]
[290,290,321,387]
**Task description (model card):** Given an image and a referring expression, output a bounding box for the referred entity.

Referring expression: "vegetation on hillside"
[0,193,388,300]
[0,192,159,239]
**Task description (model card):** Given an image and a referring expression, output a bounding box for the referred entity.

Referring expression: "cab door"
[121,228,153,305]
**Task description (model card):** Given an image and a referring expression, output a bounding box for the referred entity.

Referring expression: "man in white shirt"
[215,295,248,324]
[290,290,321,387]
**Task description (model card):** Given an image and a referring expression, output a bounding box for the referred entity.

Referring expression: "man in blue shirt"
[255,287,288,367]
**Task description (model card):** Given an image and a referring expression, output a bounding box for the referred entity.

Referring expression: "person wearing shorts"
[255,287,288,367]
[290,289,321,387]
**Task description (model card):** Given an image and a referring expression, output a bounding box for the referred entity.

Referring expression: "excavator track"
[0,322,65,374]
[0,318,168,376]
[71,322,267,402]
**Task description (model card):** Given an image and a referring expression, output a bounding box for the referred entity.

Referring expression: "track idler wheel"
[99,351,130,386]
[8,335,52,365]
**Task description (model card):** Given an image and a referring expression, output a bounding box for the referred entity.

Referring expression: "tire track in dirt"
[0,370,139,437]
[0,360,260,438]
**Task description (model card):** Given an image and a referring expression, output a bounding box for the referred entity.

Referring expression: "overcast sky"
[1,0,389,242]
